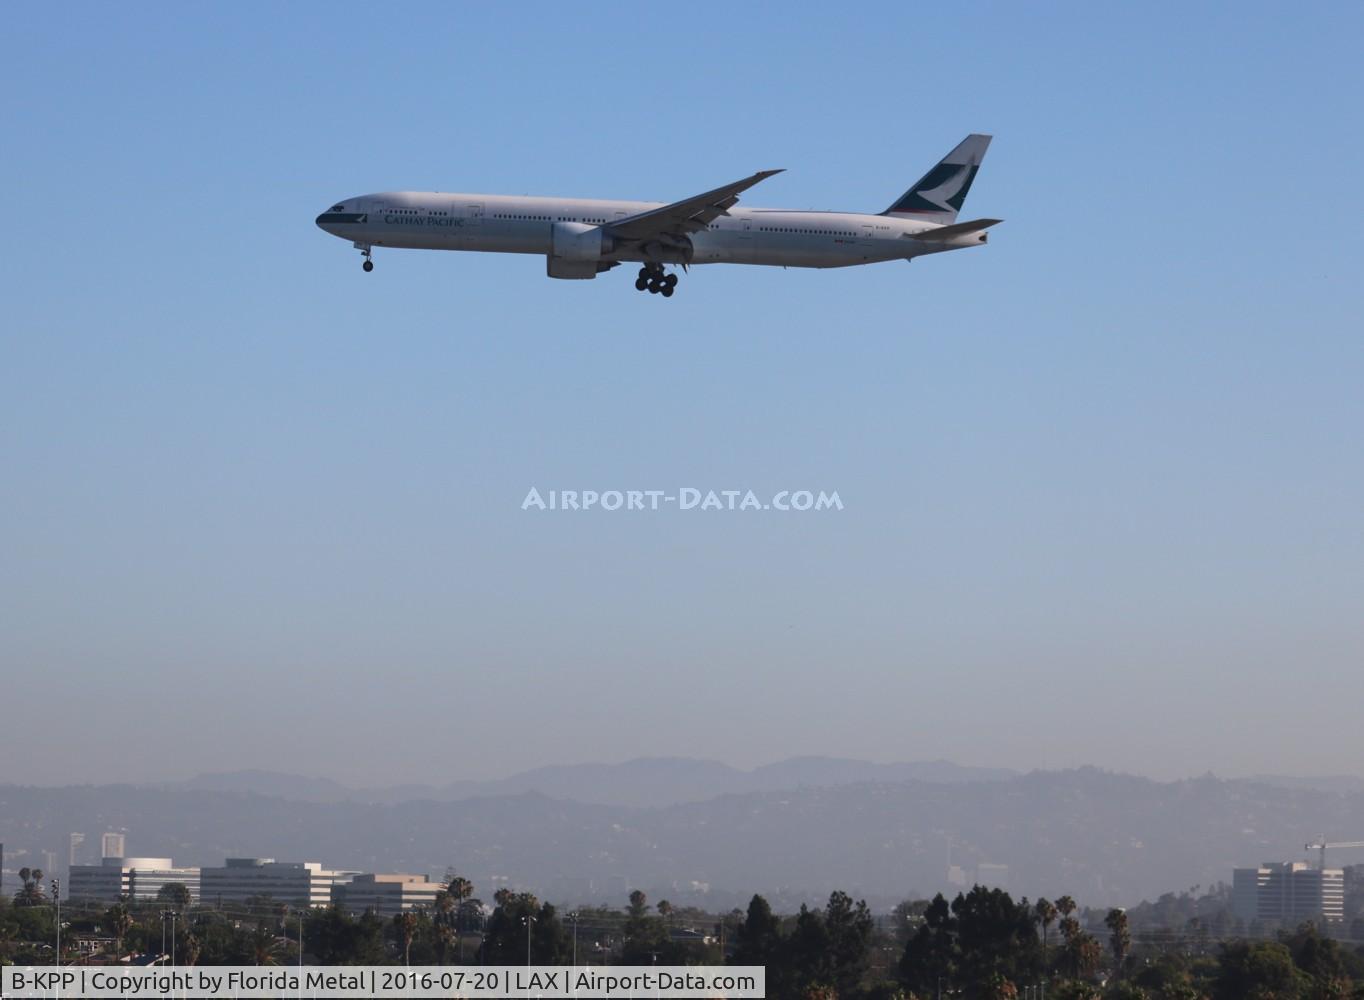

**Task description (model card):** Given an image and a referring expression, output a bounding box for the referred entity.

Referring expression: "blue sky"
[3,2,1362,785]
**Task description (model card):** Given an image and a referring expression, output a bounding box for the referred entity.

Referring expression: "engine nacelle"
[548,221,616,279]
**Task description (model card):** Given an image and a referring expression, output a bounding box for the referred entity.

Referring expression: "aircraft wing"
[608,169,784,240]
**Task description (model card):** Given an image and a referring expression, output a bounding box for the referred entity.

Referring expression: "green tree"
[1035,898,1058,965]
[394,911,418,967]
[442,874,476,959]
[1280,922,1349,983]
[13,868,46,907]
[181,930,202,967]
[105,903,133,960]
[627,890,649,920]
[480,894,568,966]
[733,894,782,968]
[433,921,455,965]
[1212,940,1305,1000]
[955,887,1041,989]
[785,904,833,997]
[156,882,192,908]
[622,890,666,964]
[899,893,958,996]
[249,923,282,966]
[824,890,875,999]
[305,904,385,965]
[1105,909,1131,978]
[1101,983,1149,1000]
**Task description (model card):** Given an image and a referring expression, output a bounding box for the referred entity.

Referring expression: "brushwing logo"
[891,163,979,216]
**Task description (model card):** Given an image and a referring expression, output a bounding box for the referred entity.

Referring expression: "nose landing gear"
[635,264,678,298]
[355,242,374,272]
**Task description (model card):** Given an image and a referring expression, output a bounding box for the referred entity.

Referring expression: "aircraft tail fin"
[882,134,992,223]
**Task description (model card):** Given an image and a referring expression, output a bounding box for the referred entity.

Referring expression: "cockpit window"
[330,204,345,212]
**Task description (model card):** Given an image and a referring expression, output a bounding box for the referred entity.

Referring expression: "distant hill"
[6,768,1364,912]
[161,756,1016,808]
[1245,774,1364,796]
[174,769,356,802]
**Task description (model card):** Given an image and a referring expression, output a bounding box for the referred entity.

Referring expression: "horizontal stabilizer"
[905,218,1002,241]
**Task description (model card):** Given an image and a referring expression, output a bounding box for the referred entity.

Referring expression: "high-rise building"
[333,874,443,916]
[67,857,200,903]
[198,858,357,908]
[1232,862,1345,925]
[68,833,86,868]
[101,832,126,859]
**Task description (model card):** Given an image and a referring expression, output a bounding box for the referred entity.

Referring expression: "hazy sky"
[3,2,1362,787]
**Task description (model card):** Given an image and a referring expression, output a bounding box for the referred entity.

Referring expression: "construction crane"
[1304,839,1364,871]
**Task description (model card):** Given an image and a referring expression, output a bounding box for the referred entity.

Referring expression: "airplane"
[314,134,998,298]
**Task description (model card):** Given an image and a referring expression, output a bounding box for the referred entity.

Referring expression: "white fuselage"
[316,192,986,269]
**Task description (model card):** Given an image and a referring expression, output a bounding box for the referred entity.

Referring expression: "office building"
[67,857,201,903]
[1232,862,1345,925]
[332,874,443,916]
[199,858,355,908]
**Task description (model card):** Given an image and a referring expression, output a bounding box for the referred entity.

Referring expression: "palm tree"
[1055,895,1076,920]
[250,924,281,966]
[1033,897,1057,966]
[182,931,202,967]
[105,903,133,961]
[394,911,419,967]
[434,922,455,964]
[14,868,46,907]
[1104,908,1130,978]
[444,875,474,962]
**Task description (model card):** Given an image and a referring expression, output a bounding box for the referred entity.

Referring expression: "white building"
[333,874,443,916]
[1232,862,1345,925]
[199,858,356,908]
[100,832,126,859]
[67,857,200,903]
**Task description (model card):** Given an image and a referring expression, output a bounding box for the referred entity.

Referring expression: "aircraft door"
[464,203,483,248]
[738,218,754,261]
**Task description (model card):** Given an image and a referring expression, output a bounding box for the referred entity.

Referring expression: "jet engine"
[546,221,618,279]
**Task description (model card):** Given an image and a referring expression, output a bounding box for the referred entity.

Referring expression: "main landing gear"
[634,264,677,297]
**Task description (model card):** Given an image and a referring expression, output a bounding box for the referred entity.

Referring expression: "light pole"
[569,911,579,967]
[524,913,536,964]
[160,910,173,964]
[52,878,61,966]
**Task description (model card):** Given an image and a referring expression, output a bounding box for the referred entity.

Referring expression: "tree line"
[6,873,1364,998]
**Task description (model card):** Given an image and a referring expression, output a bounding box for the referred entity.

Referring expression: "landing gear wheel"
[638,267,652,281]
[661,284,674,297]
[647,280,661,294]
[635,277,648,291]
[664,273,678,288]
[362,259,374,273]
